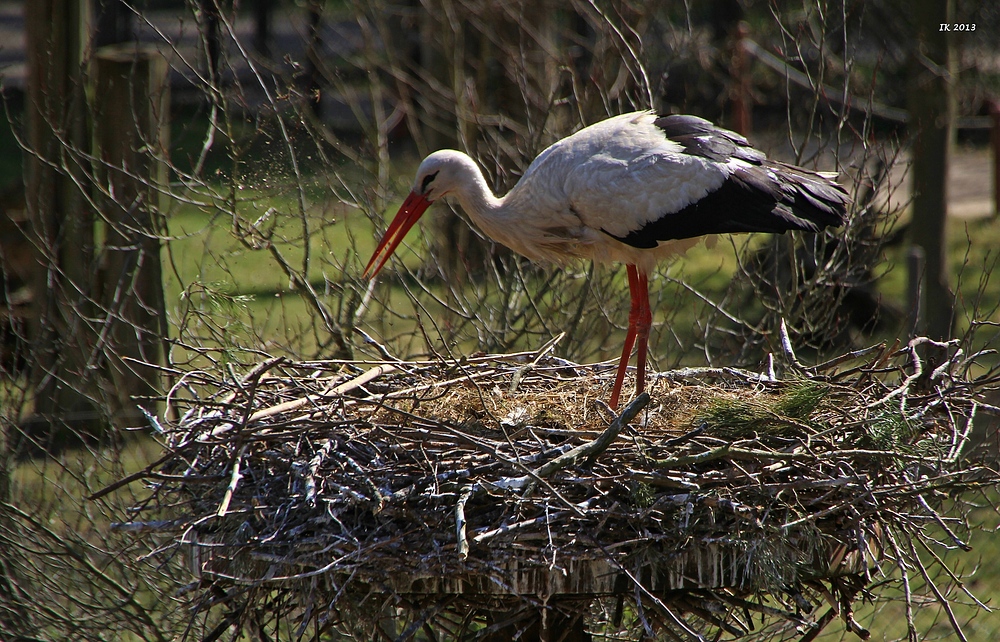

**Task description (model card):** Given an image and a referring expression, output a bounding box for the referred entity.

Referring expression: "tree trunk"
[906,0,956,341]
[24,0,101,439]
[92,45,170,428]
[200,0,221,88]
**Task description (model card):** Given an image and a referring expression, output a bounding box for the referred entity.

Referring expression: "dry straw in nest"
[109,336,997,641]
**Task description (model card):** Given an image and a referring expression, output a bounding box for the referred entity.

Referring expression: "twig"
[249,363,399,422]
[456,485,474,560]
[712,590,805,621]
[811,343,886,373]
[535,392,649,477]
[353,327,398,361]
[905,533,969,642]
[656,366,773,383]
[472,511,570,544]
[916,494,971,551]
[218,356,287,405]
[110,520,186,533]
[913,529,990,610]
[652,446,928,470]
[510,332,566,393]
[663,423,707,447]
[217,444,248,517]
[779,317,805,370]
[373,369,497,400]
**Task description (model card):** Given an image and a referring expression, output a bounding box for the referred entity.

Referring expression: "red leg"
[633,271,651,398]
[610,265,643,409]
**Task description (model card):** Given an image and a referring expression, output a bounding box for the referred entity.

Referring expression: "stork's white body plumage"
[366,111,850,409]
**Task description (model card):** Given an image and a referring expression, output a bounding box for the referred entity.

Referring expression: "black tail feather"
[609,115,852,249]
[768,160,851,230]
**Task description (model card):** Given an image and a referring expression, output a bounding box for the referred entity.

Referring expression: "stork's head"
[363,151,468,278]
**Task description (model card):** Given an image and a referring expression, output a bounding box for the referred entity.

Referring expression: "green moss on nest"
[860,409,913,451]
[773,381,829,419]
[696,381,830,438]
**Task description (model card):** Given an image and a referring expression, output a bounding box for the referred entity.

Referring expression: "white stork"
[364,111,850,409]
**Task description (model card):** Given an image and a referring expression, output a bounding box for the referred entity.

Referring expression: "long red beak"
[363,191,433,278]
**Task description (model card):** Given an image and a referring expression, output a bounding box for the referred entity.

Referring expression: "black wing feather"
[608,115,850,249]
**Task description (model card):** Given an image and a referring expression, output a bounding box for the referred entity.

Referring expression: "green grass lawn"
[11,435,164,529]
[160,176,383,363]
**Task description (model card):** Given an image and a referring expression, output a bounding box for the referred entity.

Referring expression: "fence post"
[92,45,170,428]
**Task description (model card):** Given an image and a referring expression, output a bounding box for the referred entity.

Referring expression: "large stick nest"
[118,337,997,641]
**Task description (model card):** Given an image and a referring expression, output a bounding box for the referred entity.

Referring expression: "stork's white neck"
[434,151,506,223]
[419,149,548,261]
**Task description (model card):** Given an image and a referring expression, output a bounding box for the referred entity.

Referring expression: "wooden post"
[92,45,170,428]
[24,0,101,437]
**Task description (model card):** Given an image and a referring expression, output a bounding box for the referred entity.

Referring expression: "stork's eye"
[421,171,439,193]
